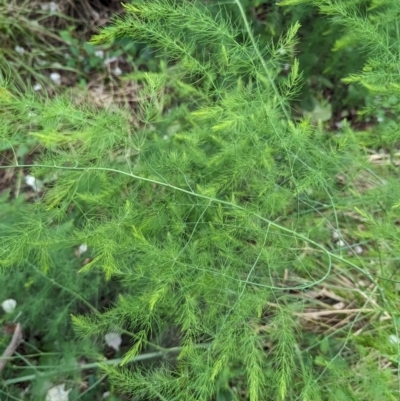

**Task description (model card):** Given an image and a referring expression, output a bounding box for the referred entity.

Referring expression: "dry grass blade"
[0,323,23,374]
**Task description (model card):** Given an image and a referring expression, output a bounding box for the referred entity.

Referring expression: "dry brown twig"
[0,323,23,374]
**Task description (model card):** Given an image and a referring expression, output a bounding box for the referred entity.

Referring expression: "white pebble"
[49,2,58,12]
[45,384,71,401]
[33,83,42,91]
[113,66,122,76]
[389,334,400,345]
[105,332,122,351]
[354,245,363,255]
[1,299,17,313]
[95,50,104,58]
[15,45,25,54]
[50,72,61,85]
[336,239,345,247]
[78,244,88,255]
[41,2,58,13]
[103,56,117,65]
[333,302,345,310]
[25,175,43,192]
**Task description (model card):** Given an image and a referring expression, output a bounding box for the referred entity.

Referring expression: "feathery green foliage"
[1,0,400,400]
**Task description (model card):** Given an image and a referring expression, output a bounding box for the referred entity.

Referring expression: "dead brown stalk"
[0,323,23,374]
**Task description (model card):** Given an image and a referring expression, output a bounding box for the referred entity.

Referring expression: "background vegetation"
[0,1,399,400]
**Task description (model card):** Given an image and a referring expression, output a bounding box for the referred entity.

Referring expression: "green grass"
[1,1,400,400]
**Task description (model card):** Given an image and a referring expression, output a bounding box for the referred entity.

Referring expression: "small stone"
[333,302,345,310]
[113,66,122,76]
[336,239,345,247]
[103,56,117,65]
[50,72,61,85]
[45,384,71,401]
[25,175,44,192]
[1,299,17,314]
[41,2,58,13]
[95,50,104,58]
[78,244,88,255]
[15,46,25,54]
[105,332,122,351]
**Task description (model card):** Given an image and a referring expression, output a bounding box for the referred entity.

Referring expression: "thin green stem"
[2,343,210,386]
[28,262,99,315]
[2,162,387,301]
[5,161,333,291]
[233,0,291,121]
